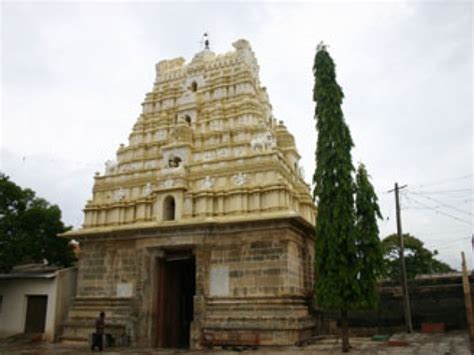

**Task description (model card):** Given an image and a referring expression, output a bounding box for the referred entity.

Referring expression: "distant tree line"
[0,173,75,273]
[381,233,453,279]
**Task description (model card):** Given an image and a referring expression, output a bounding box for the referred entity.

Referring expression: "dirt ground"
[0,331,471,355]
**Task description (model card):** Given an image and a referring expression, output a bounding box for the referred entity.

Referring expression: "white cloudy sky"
[1,1,472,269]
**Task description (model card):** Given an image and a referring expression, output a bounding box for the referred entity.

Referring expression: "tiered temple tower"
[62,39,316,348]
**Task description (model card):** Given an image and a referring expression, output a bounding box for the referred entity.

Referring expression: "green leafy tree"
[313,42,358,352]
[0,173,75,272]
[382,234,454,279]
[354,163,384,309]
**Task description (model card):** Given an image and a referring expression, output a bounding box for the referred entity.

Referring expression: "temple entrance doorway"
[156,250,195,348]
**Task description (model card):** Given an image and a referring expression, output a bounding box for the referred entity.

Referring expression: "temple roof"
[69,39,315,235]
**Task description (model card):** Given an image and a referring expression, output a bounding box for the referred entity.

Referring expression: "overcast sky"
[1,1,472,269]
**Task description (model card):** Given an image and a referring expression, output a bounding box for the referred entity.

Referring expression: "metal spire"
[203,32,210,50]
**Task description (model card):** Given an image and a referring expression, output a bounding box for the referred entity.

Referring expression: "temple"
[61,39,316,348]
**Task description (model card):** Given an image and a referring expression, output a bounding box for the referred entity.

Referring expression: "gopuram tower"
[62,39,316,348]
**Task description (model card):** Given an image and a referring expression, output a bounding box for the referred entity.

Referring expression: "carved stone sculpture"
[250,132,276,151]
[143,183,153,196]
[202,176,215,189]
[114,188,126,201]
[233,173,247,186]
[105,160,118,174]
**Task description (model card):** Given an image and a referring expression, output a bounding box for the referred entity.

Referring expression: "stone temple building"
[62,39,316,348]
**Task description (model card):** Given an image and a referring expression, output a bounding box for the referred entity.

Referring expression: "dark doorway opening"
[163,196,176,221]
[156,251,195,348]
[24,295,47,333]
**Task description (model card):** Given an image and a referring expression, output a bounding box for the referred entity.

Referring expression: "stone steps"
[203,316,316,329]
[63,318,129,327]
[206,309,309,318]
[204,318,315,322]
[73,296,131,302]
[61,323,128,343]
[67,309,130,319]
[57,335,89,344]
[59,297,133,344]
[72,297,132,307]
[61,325,93,341]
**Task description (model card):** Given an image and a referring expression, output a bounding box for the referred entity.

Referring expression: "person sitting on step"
[91,311,106,352]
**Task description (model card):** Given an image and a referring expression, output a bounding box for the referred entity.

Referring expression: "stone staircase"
[59,297,133,345]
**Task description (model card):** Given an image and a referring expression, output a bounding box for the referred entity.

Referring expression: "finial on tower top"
[203,32,210,50]
[317,41,328,51]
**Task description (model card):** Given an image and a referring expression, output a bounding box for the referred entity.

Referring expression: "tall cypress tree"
[354,163,384,310]
[313,42,358,352]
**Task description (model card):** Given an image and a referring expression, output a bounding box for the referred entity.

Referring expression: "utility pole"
[471,234,474,271]
[389,182,413,333]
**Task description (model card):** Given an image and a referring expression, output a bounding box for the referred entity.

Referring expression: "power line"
[415,228,471,237]
[402,207,434,211]
[403,194,472,226]
[411,188,473,195]
[423,237,471,251]
[406,189,473,217]
[403,197,473,208]
[428,240,471,250]
[410,174,473,189]
[456,199,474,204]
[424,236,471,246]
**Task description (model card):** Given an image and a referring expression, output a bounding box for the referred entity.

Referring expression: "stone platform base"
[64,217,316,349]
[201,326,315,348]
[197,296,316,347]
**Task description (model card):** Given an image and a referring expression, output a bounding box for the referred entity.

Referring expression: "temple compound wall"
[62,39,316,348]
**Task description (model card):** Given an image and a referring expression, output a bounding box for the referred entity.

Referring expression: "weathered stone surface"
[63,218,315,347]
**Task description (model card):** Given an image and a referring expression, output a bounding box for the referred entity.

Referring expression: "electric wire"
[405,189,473,217]
[411,188,473,195]
[415,228,471,237]
[403,194,472,226]
[410,174,473,189]
[424,236,471,246]
[427,240,471,250]
[422,233,471,243]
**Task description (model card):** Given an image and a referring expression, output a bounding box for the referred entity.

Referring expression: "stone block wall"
[199,229,314,298]
[77,240,139,298]
[195,221,316,347]
[207,237,289,298]
[318,273,470,335]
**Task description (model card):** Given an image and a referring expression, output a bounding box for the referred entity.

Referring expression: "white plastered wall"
[0,278,57,340]
[0,268,77,341]
[53,268,77,338]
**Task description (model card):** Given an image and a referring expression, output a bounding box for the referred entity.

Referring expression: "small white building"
[0,264,77,341]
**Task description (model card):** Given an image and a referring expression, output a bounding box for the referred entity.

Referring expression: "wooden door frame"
[156,257,167,348]
[24,295,48,333]
[153,247,195,348]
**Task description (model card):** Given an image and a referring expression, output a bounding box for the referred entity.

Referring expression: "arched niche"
[184,115,192,126]
[163,195,176,221]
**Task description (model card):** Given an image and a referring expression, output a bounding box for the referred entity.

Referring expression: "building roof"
[0,264,65,280]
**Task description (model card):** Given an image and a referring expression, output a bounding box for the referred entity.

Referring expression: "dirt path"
[0,331,470,355]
